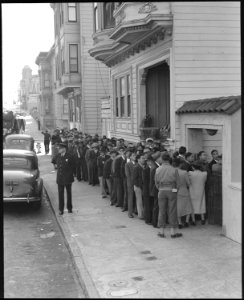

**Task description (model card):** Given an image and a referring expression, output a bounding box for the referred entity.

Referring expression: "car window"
[4,156,34,170]
[7,139,31,150]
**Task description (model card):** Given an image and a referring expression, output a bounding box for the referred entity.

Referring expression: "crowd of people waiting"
[48,127,222,239]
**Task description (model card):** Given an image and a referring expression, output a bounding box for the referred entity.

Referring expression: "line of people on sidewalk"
[50,127,222,238]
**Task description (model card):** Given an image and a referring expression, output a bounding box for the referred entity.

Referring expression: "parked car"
[3,149,43,208]
[4,134,35,152]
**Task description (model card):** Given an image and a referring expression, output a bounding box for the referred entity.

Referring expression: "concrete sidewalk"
[39,155,241,298]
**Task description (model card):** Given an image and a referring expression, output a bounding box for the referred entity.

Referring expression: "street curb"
[43,180,100,299]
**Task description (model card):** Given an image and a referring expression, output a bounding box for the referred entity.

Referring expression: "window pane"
[127,95,131,117]
[68,3,77,22]
[70,45,77,57]
[120,96,125,117]
[120,77,125,96]
[127,74,130,94]
[103,2,115,29]
[115,97,119,117]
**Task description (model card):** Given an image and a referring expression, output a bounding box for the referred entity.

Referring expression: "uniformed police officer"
[52,142,76,215]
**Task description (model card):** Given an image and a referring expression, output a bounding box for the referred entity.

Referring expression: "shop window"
[69,44,78,73]
[68,3,77,22]
[103,2,115,29]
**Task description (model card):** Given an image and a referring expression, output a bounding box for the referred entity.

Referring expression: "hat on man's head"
[146,138,154,143]
[91,142,99,148]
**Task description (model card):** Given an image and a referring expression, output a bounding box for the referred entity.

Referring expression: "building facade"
[49,2,109,135]
[89,2,241,243]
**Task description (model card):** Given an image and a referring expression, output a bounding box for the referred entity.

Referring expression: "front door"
[146,62,170,128]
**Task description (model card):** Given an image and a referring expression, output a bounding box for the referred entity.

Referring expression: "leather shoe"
[68,210,72,213]
[59,211,63,215]
[171,233,183,238]
[178,224,183,229]
[128,214,134,218]
[122,208,127,212]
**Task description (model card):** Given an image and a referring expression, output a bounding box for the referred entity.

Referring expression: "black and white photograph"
[2,2,241,298]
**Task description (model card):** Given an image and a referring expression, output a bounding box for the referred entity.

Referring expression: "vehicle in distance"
[3,149,43,208]
[4,134,35,152]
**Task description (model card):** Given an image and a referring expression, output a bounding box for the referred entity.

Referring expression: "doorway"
[145,62,170,128]
[187,127,223,226]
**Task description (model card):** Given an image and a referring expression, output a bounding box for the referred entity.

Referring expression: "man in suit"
[133,153,146,219]
[73,141,82,181]
[112,146,126,207]
[52,142,76,215]
[125,152,136,218]
[121,148,131,212]
[97,148,110,198]
[148,154,161,227]
[103,150,117,204]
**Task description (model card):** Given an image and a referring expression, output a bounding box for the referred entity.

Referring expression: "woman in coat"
[174,158,193,228]
[189,161,208,225]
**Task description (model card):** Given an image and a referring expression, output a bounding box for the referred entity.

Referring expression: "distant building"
[89,2,241,243]
[45,2,109,134]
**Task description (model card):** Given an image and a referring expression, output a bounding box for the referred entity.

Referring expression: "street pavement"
[30,116,241,298]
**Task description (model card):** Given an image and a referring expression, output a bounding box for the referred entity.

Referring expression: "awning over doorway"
[176,95,241,115]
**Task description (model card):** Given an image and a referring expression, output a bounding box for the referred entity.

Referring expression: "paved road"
[4,114,85,298]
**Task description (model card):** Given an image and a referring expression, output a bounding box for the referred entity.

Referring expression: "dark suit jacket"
[120,157,127,178]
[132,163,144,189]
[52,152,76,185]
[103,158,113,179]
[125,161,135,188]
[209,159,217,173]
[113,156,123,178]
[97,155,110,177]
[149,163,159,197]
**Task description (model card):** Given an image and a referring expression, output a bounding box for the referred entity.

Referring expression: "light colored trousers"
[99,176,107,197]
[134,186,144,218]
[106,178,112,196]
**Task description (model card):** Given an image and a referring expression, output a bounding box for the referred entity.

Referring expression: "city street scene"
[2,2,241,299]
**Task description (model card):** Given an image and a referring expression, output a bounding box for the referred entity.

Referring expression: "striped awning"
[176,95,241,115]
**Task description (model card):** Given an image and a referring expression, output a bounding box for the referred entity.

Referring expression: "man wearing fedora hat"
[52,142,76,215]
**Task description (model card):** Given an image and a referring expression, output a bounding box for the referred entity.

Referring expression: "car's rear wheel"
[32,187,43,210]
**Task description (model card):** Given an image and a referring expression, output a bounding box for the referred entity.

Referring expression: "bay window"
[114,73,132,118]
[68,3,77,22]
[69,44,78,73]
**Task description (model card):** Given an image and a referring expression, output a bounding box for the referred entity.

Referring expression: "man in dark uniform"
[52,142,76,215]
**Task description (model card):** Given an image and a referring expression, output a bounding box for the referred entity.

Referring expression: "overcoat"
[52,152,76,185]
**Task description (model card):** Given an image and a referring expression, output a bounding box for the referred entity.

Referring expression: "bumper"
[3,196,41,203]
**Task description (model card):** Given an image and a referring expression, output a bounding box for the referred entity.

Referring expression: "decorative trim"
[138,2,158,14]
[140,69,148,85]
[116,10,126,25]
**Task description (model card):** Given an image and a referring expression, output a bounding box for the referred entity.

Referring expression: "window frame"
[63,97,69,114]
[69,44,78,73]
[103,2,115,29]
[94,2,99,32]
[114,71,132,119]
[68,3,77,23]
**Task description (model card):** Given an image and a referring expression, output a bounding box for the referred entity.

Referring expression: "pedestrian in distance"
[41,129,51,154]
[51,142,76,215]
[37,118,41,131]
